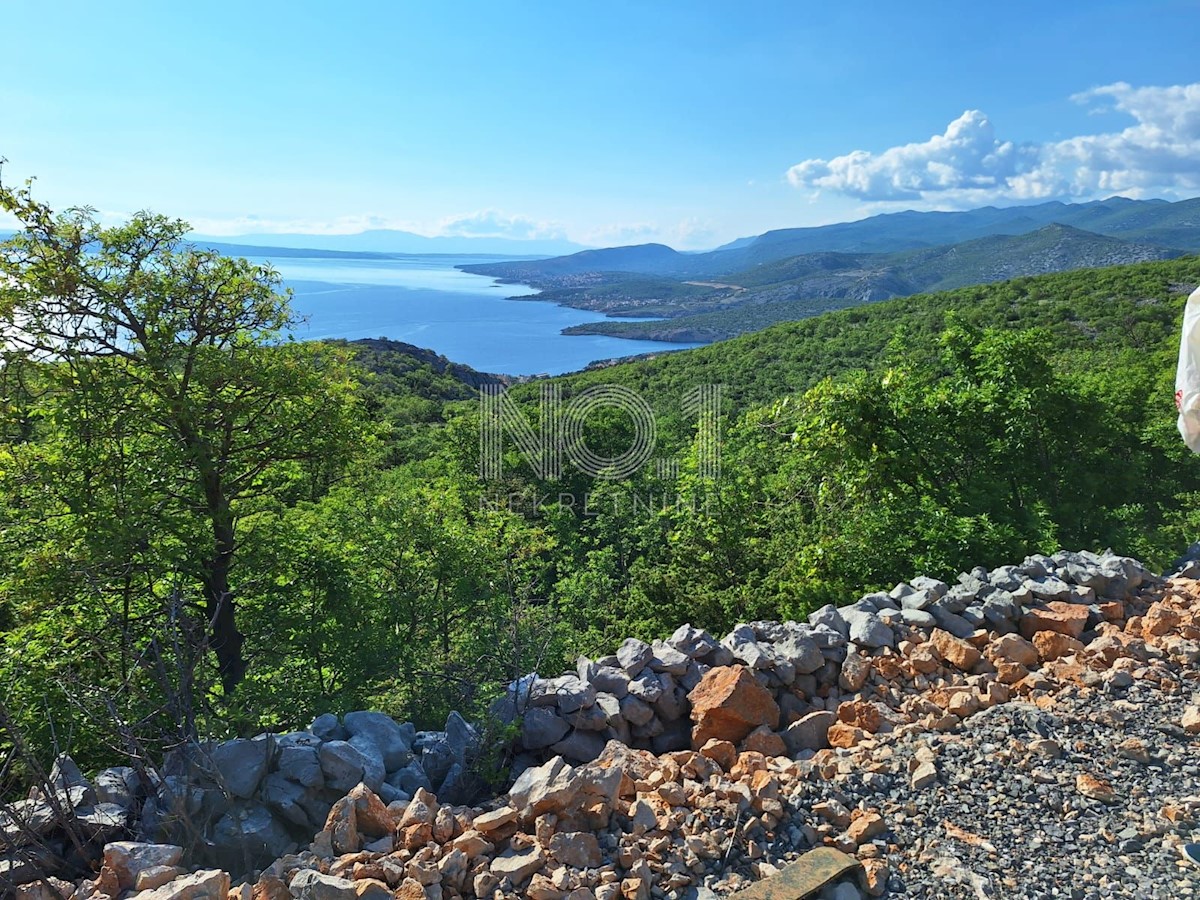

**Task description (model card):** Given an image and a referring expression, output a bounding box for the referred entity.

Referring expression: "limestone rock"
[136,870,230,900]
[289,870,358,900]
[783,710,836,754]
[931,629,981,670]
[278,745,324,789]
[310,713,344,741]
[616,638,653,674]
[490,845,547,885]
[508,756,579,819]
[550,729,606,764]
[343,711,414,770]
[668,624,720,659]
[319,741,368,794]
[523,707,572,750]
[847,613,894,649]
[210,737,272,800]
[549,831,602,868]
[211,805,292,867]
[688,665,780,748]
[774,632,824,674]
[1020,602,1089,639]
[839,651,871,692]
[102,842,184,892]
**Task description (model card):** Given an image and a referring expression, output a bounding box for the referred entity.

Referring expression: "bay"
[253,255,702,376]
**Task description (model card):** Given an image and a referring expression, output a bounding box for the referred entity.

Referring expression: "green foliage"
[0,179,368,762]
[2,181,1200,776]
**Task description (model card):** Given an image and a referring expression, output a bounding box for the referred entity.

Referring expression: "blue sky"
[2,1,1198,248]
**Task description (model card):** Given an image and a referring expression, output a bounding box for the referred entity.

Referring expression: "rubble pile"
[4,549,1200,898]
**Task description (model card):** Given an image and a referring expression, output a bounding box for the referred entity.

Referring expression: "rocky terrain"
[3,549,1199,899]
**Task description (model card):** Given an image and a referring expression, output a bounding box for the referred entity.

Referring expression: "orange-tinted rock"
[994,658,1030,685]
[324,796,361,855]
[908,645,940,675]
[1020,602,1089,639]
[1143,604,1181,636]
[252,876,292,900]
[872,654,903,681]
[740,725,787,758]
[688,665,780,749]
[835,700,881,734]
[697,738,738,771]
[593,742,660,798]
[946,691,979,718]
[861,858,890,897]
[347,783,395,837]
[399,822,432,850]
[931,630,981,671]
[827,722,868,749]
[1076,773,1117,803]
[846,811,886,844]
[1033,631,1085,662]
[730,751,769,780]
[986,634,1039,668]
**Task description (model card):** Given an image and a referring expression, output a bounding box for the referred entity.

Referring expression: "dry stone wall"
[6,546,1197,898]
[506,549,1154,769]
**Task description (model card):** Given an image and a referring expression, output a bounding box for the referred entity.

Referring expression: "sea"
[252,255,703,377]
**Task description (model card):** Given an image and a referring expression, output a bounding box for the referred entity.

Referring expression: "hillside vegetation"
[464,199,1198,343]
[2,181,1200,781]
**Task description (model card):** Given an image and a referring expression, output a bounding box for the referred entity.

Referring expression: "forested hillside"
[2,180,1199,779]
[468,223,1187,343]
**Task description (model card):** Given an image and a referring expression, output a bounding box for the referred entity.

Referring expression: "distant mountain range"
[5,195,1199,347]
[463,199,1199,343]
[0,228,586,259]
[713,195,1200,258]
[187,229,587,257]
[464,197,1200,285]
[556,225,1180,342]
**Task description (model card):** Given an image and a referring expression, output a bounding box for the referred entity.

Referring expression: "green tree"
[0,175,366,694]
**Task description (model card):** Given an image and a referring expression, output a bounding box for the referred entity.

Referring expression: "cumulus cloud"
[187,214,418,237]
[186,209,570,242]
[581,217,717,250]
[787,81,1200,204]
[435,209,567,241]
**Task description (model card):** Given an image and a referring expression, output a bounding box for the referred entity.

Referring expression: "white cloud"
[185,213,421,237]
[185,209,569,242]
[787,81,1200,205]
[434,209,567,241]
[581,217,717,250]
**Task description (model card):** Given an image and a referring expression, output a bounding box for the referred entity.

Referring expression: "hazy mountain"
[189,240,401,260]
[712,196,1200,261]
[473,197,1200,286]
[460,243,690,281]
[187,229,586,257]
[555,224,1184,341]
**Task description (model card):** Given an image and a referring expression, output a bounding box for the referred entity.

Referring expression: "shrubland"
[1,180,1198,774]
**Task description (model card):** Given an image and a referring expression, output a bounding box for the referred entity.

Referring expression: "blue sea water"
[253,255,703,376]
